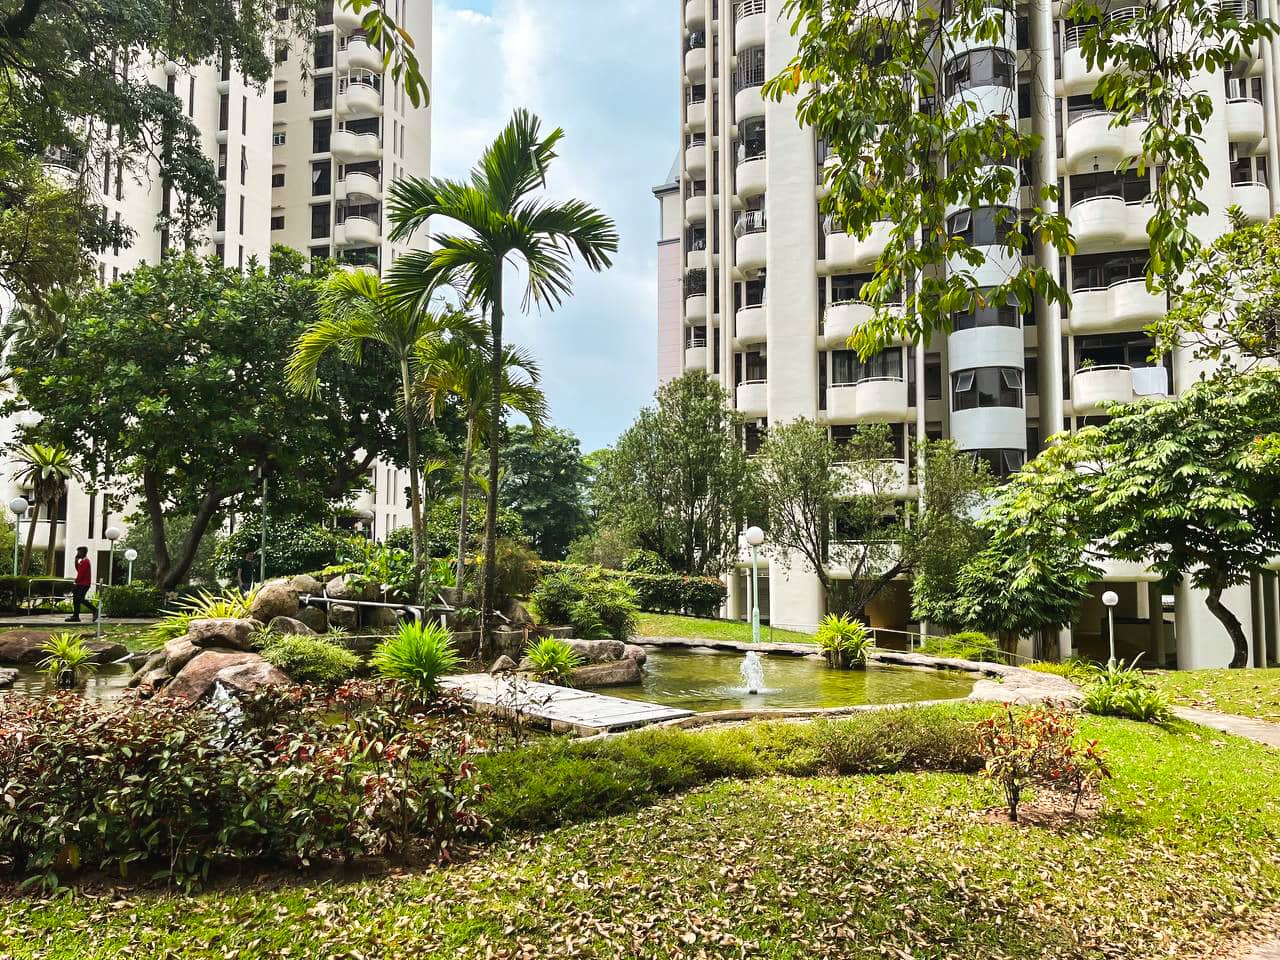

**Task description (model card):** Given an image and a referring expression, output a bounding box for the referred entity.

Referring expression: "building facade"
[675,0,1280,667]
[3,0,429,581]
[655,156,687,386]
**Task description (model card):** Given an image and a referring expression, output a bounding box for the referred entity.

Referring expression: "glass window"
[738,117,765,161]
[1070,249,1149,291]
[952,367,1023,410]
[832,348,903,385]
[951,288,1021,330]
[944,48,1015,96]
[314,74,333,111]
[830,272,875,304]
[947,206,1018,245]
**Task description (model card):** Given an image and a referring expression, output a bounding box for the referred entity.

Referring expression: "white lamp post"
[8,497,28,575]
[1102,590,1119,666]
[105,526,122,586]
[124,548,138,585]
[745,526,766,645]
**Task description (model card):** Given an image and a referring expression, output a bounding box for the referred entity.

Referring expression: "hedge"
[97,584,165,618]
[534,561,725,618]
[0,577,76,613]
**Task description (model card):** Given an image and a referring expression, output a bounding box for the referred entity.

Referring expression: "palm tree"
[415,336,549,590]
[285,270,474,577]
[387,109,617,645]
[10,443,77,576]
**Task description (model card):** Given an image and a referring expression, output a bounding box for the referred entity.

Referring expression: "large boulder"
[267,616,317,637]
[623,644,648,666]
[295,605,330,634]
[160,651,260,703]
[288,574,324,598]
[213,659,291,698]
[134,667,171,694]
[570,658,643,687]
[188,618,256,651]
[86,641,128,665]
[364,606,400,629]
[502,600,535,627]
[249,579,301,623]
[566,639,626,664]
[0,630,124,666]
[325,575,368,602]
[161,636,203,673]
[328,604,358,630]
[489,655,517,675]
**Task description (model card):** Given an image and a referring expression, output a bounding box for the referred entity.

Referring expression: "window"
[943,48,1015,96]
[1024,351,1039,396]
[952,366,1023,410]
[273,87,288,104]
[310,244,331,261]
[951,288,1021,329]
[218,94,230,131]
[311,203,331,239]
[217,143,228,180]
[1070,249,1149,291]
[240,145,247,186]
[312,118,331,154]
[238,196,245,233]
[241,95,247,135]
[741,351,767,382]
[738,117,765,162]
[271,170,285,188]
[972,449,1026,478]
[271,213,285,230]
[314,33,334,69]
[925,354,943,400]
[831,348,903,385]
[275,44,288,64]
[947,206,1018,245]
[735,46,766,92]
[314,74,333,111]
[272,130,287,146]
[1069,168,1150,205]
[312,160,331,196]
[830,272,875,304]
[737,272,766,308]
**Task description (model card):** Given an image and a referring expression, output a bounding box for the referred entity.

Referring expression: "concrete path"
[1241,944,1280,959]
[1172,707,1280,748]
[0,616,156,628]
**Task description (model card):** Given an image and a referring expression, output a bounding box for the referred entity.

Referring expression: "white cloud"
[430,0,679,451]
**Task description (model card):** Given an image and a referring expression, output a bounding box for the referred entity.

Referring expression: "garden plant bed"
[6,712,1280,959]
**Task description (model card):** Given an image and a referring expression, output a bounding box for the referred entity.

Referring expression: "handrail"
[1063,6,1140,50]
[739,377,768,385]
[1074,363,1132,375]
[1066,107,1116,127]
[735,0,766,20]
[1072,275,1153,295]
[687,338,708,348]
[734,209,767,236]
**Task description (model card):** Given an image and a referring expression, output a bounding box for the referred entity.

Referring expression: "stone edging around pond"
[632,636,1082,733]
[0,668,15,689]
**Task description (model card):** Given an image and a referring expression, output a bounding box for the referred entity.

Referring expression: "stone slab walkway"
[1172,707,1280,748]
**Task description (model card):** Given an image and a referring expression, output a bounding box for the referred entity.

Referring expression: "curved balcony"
[1070,196,1151,253]
[1060,46,1104,98]
[686,246,708,271]
[1064,111,1140,174]
[734,211,768,272]
[823,301,872,349]
[686,0,705,30]
[337,171,381,202]
[685,198,707,222]
[945,8,1015,57]
[685,293,708,323]
[684,343,708,371]
[338,79,382,118]
[947,244,1023,287]
[686,141,708,177]
[1072,364,1135,415]
[1231,181,1271,223]
[734,305,767,346]
[945,86,1016,131]
[826,377,911,425]
[343,38,384,74]
[735,0,766,53]
[826,541,903,581]
[685,46,707,80]
[735,84,765,121]
[736,155,766,197]
[951,407,1027,451]
[948,325,1023,372]
[737,380,768,418]
[1066,278,1165,334]
[823,220,893,272]
[334,4,363,32]
[835,459,911,499]
[1227,98,1265,144]
[338,215,381,247]
[331,130,382,162]
[686,99,707,130]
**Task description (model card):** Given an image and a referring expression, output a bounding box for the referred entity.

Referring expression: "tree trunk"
[1205,584,1251,669]
[479,284,504,661]
[143,468,172,587]
[45,492,59,577]
[400,356,425,598]
[160,489,224,591]
[20,498,38,576]
[455,415,475,592]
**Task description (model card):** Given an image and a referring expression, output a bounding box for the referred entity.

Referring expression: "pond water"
[607,647,974,713]
[2,664,135,702]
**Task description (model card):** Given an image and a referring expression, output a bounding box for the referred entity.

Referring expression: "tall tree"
[7,249,405,589]
[286,271,473,580]
[500,424,589,562]
[415,337,548,586]
[9,442,75,575]
[595,372,756,578]
[387,109,617,645]
[756,418,903,617]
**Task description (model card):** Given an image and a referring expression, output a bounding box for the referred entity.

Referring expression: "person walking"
[66,546,96,622]
[238,550,258,593]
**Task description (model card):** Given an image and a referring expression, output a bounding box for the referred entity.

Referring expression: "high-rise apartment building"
[674,0,1280,668]
[655,156,686,385]
[2,0,431,579]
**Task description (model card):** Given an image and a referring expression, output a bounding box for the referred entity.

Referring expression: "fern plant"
[38,632,98,688]
[816,614,872,670]
[144,587,258,645]
[525,638,583,686]
[1080,657,1172,724]
[371,620,460,696]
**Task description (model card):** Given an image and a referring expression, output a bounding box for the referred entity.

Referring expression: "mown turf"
[5,715,1280,959]
[1151,667,1280,721]
[635,612,815,645]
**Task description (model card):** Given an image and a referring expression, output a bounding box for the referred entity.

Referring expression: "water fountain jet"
[740,651,765,695]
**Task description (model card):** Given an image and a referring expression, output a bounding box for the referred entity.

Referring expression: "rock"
[489,655,517,675]
[161,636,202,674]
[135,667,171,694]
[0,668,14,688]
[565,639,626,664]
[160,651,260,704]
[491,626,528,662]
[288,574,323,598]
[213,659,291,698]
[296,605,330,634]
[86,641,128,665]
[188,618,256,651]
[328,604,358,630]
[267,616,317,637]
[249,579,301,623]
[325,575,367,602]
[502,600,535,626]
[364,606,400,629]
[623,644,648,665]
[130,649,168,687]
[0,630,123,666]
[571,658,643,687]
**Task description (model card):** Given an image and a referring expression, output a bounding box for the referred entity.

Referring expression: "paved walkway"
[0,616,156,629]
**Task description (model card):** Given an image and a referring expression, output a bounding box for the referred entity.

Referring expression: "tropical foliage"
[524,638,582,686]
[371,620,460,695]
[815,614,872,670]
[37,631,97,687]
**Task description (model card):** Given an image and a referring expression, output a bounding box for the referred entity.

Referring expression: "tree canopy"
[500,424,589,561]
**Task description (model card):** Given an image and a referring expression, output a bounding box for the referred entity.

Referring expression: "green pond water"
[2,664,135,701]
[607,648,975,712]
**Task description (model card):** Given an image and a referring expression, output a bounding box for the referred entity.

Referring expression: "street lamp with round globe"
[7,497,28,575]
[744,526,766,644]
[105,526,123,588]
[1101,590,1119,666]
[124,548,138,584]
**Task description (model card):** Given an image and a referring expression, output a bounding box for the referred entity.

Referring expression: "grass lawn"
[1151,667,1280,721]
[7,713,1280,959]
[635,612,816,645]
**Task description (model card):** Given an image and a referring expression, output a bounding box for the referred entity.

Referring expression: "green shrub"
[388,498,525,560]
[38,632,98,687]
[0,576,73,613]
[815,614,872,669]
[622,549,672,576]
[534,561,721,621]
[525,638,582,685]
[568,600,611,642]
[97,584,164,618]
[807,708,983,774]
[529,568,639,642]
[919,631,1004,663]
[215,519,352,582]
[1081,660,1172,723]
[371,620,460,695]
[261,634,359,685]
[529,572,578,626]
[1026,658,1097,684]
[491,538,539,605]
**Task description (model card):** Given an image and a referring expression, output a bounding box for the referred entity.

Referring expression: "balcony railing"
[734,210,767,237]
[687,30,705,51]
[1063,6,1140,51]
[735,0,765,20]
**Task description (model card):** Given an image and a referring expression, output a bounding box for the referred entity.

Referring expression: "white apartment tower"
[4,0,430,579]
[676,0,1280,668]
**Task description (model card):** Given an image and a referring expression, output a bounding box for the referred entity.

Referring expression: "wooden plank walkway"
[444,673,692,736]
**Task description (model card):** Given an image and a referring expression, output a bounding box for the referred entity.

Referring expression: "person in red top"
[67,546,95,622]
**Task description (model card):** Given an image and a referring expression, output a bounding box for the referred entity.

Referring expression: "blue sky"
[431,1,679,452]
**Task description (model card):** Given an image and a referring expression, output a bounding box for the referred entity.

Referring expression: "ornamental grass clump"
[372,620,460,696]
[1081,658,1173,724]
[37,632,97,688]
[816,613,872,669]
[144,587,257,646]
[525,638,582,686]
[976,704,1111,822]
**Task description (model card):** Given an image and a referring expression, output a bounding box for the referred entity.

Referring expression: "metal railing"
[1062,6,1140,51]
[735,0,765,21]
[734,209,767,237]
